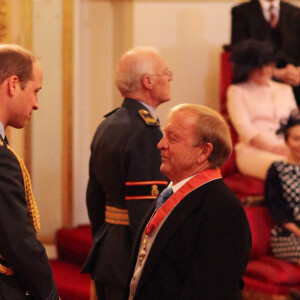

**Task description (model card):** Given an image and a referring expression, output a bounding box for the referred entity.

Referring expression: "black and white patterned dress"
[265,161,300,263]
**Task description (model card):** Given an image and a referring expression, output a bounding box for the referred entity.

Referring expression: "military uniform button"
[25,291,30,296]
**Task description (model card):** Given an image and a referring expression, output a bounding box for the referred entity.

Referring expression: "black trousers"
[95,281,125,300]
[0,275,32,299]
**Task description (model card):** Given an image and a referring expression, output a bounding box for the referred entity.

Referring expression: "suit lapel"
[136,181,216,293]
[131,202,156,259]
[126,202,156,281]
[278,2,288,35]
[251,0,271,29]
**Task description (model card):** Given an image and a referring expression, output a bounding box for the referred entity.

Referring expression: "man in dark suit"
[125,104,252,300]
[0,44,59,299]
[231,0,300,106]
[82,46,172,299]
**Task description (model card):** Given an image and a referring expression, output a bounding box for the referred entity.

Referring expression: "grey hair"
[115,46,161,96]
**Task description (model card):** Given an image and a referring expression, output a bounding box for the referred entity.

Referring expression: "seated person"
[231,0,300,90]
[265,109,300,264]
[227,39,297,180]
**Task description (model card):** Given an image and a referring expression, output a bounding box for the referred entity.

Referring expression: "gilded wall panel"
[0,0,10,43]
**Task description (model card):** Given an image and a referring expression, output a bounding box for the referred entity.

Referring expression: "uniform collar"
[139,101,157,120]
[123,98,158,120]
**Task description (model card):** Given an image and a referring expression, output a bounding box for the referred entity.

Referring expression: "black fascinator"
[276,109,300,140]
[230,39,278,84]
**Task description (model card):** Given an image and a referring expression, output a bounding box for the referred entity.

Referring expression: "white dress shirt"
[259,0,280,22]
[128,175,195,299]
[0,121,5,140]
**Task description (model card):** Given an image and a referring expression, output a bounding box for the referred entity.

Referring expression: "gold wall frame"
[62,0,74,228]
[23,0,33,174]
[0,0,10,43]
[82,0,300,2]
[24,0,74,234]
[22,0,73,238]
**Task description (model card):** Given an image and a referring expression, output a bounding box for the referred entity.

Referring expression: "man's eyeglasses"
[148,70,173,80]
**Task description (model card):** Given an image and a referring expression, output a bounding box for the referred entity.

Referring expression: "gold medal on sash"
[138,235,149,266]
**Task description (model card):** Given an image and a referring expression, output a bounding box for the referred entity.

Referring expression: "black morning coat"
[124,177,252,300]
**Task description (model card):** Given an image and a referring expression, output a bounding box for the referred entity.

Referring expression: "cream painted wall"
[74,0,238,224]
[133,1,234,128]
[74,0,300,225]
[134,0,300,127]
[31,1,63,237]
[73,1,115,224]
[29,0,300,229]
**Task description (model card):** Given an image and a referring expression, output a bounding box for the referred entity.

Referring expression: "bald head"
[116,46,161,95]
[115,46,172,108]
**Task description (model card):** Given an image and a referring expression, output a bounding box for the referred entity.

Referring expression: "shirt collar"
[0,122,5,139]
[259,0,280,14]
[169,174,195,193]
[139,101,158,120]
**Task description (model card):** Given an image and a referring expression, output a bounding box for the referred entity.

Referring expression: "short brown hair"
[0,44,37,89]
[169,104,232,168]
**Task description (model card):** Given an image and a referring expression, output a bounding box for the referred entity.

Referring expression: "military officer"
[82,46,172,300]
[0,44,59,299]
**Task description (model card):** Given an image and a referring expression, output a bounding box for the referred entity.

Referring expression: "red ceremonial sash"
[145,168,221,235]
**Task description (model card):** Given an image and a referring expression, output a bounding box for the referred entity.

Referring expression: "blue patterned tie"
[155,187,173,210]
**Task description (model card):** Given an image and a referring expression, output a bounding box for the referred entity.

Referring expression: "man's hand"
[273,64,300,86]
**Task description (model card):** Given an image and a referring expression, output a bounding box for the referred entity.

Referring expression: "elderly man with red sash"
[124,104,252,300]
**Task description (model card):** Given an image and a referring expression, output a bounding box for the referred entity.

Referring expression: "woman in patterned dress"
[266,109,300,263]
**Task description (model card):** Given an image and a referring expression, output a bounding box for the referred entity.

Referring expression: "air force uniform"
[82,98,168,299]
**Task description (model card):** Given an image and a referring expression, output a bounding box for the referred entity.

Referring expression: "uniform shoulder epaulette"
[104,108,120,118]
[138,109,159,126]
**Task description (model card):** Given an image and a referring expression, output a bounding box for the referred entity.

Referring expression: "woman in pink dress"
[227,39,297,179]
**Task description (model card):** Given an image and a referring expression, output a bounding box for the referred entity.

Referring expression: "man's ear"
[142,74,154,90]
[7,76,19,96]
[197,143,213,163]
